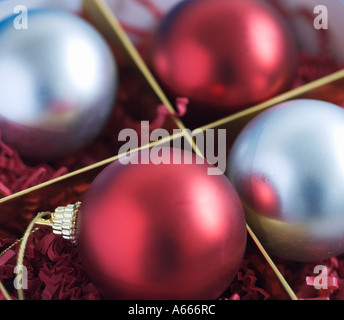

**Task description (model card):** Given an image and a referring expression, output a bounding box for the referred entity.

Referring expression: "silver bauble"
[228,99,344,262]
[0,9,118,161]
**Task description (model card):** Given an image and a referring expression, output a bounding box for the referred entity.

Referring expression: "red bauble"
[77,148,247,300]
[148,0,297,121]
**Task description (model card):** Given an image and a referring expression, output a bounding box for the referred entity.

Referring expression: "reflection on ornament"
[228,99,344,262]
[0,9,118,161]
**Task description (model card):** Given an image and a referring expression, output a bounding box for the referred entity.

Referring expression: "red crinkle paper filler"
[276,255,344,300]
[154,97,189,128]
[0,228,102,300]
[219,260,270,300]
[0,132,68,199]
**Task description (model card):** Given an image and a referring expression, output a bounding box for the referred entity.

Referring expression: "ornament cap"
[36,202,81,246]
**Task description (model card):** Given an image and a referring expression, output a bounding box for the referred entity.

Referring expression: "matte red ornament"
[76,148,247,300]
[148,0,298,121]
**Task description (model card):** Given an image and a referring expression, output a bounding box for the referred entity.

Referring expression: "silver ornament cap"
[37,202,81,246]
[52,202,81,246]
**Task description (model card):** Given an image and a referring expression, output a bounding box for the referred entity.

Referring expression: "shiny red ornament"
[148,0,298,121]
[77,148,247,300]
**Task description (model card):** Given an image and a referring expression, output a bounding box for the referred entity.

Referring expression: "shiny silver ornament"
[0,9,118,161]
[228,99,344,262]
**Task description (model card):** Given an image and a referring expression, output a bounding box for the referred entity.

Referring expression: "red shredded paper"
[0,228,102,300]
[220,259,271,300]
[275,255,344,300]
[0,132,68,198]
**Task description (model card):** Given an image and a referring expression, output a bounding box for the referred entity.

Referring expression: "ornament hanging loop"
[35,212,54,227]
[35,202,81,246]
